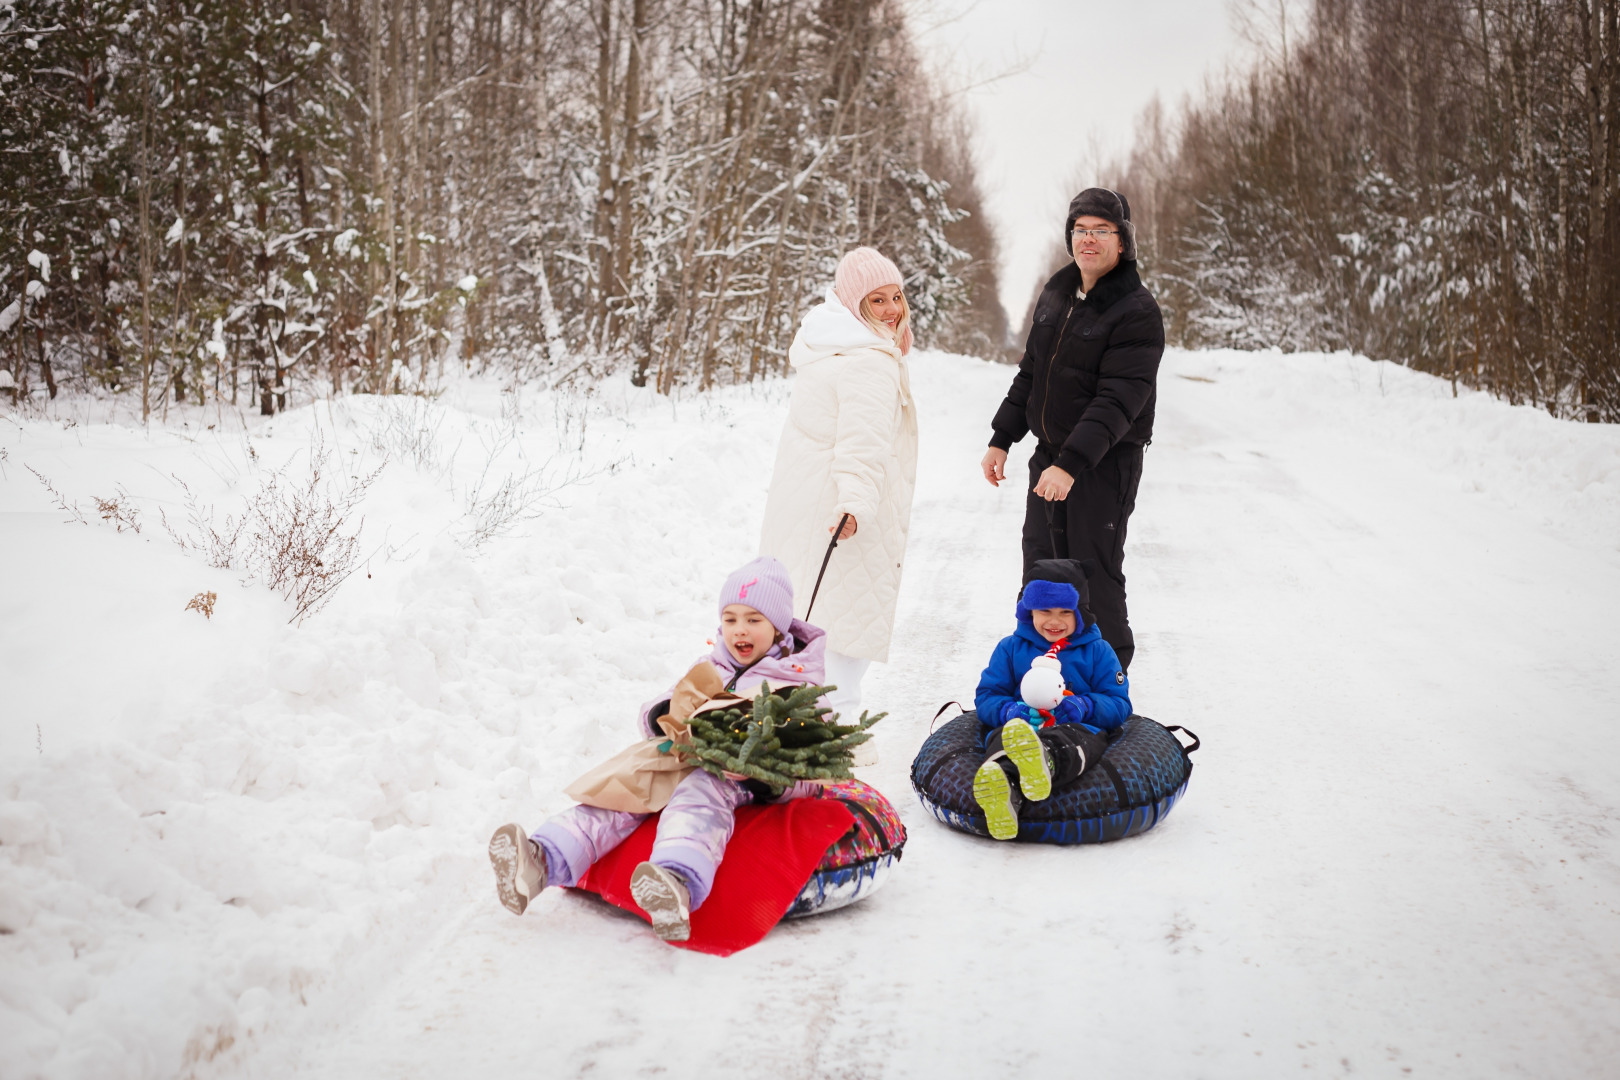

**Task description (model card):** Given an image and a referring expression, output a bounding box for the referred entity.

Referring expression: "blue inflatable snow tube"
[911,712,1198,844]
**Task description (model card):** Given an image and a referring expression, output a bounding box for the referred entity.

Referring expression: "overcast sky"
[908,0,1253,326]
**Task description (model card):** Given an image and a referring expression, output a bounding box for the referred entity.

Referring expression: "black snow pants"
[981,722,1109,794]
[1022,441,1144,671]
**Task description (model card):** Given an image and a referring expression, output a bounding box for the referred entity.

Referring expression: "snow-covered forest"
[0,0,1004,413]
[1114,0,1620,421]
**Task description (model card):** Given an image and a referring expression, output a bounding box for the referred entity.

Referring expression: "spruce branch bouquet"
[676,683,884,791]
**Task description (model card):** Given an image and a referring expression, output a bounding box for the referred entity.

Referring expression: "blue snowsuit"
[974,619,1131,736]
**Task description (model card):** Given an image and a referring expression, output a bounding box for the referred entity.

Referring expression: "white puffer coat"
[759,290,919,663]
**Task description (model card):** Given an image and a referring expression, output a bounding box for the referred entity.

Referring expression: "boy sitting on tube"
[972,560,1131,840]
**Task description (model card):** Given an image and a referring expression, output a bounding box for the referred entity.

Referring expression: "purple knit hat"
[719,556,795,634]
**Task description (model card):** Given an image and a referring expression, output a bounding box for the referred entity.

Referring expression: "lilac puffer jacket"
[638,618,828,737]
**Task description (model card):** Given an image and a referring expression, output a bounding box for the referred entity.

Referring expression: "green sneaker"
[1001,718,1053,802]
[972,758,1021,840]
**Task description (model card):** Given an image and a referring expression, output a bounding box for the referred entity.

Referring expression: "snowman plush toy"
[1018,652,1071,722]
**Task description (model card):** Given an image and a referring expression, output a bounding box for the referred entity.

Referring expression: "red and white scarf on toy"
[1033,638,1069,727]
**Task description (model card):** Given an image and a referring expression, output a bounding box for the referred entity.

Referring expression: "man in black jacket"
[980,188,1164,672]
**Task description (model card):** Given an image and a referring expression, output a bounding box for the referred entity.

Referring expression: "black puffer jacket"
[989,260,1164,476]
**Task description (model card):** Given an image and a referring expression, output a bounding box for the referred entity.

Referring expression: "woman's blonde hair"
[858,288,911,345]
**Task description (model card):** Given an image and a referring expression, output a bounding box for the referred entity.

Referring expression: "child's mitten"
[998,699,1038,725]
[1052,693,1094,726]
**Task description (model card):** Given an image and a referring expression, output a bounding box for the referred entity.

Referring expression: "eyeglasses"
[1072,228,1118,240]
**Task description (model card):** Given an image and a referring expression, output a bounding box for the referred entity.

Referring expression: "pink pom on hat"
[833,247,913,355]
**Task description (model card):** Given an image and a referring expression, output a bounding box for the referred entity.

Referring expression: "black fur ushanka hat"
[1065,187,1137,262]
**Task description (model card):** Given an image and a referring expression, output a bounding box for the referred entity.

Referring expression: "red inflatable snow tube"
[573,779,905,956]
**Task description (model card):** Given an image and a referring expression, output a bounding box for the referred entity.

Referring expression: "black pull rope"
[804,513,851,623]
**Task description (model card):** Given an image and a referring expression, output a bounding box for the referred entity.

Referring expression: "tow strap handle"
[1164,725,1201,754]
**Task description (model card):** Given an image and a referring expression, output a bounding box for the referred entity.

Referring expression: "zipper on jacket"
[1038,295,1079,446]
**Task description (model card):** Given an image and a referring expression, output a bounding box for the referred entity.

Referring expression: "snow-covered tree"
[1,0,1005,413]
[1110,0,1620,420]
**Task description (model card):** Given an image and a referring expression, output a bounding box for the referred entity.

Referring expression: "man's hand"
[1033,464,1074,501]
[981,447,1008,487]
[829,514,858,540]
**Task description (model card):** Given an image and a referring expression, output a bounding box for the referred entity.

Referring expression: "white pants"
[824,650,878,766]
[823,650,872,722]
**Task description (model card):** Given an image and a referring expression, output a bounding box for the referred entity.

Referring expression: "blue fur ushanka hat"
[1016,558,1094,626]
[1016,580,1079,623]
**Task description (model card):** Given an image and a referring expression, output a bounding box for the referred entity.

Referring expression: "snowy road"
[4,350,1618,1079]
[250,354,1620,1079]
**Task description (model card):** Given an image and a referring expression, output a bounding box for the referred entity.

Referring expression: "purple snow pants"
[531,769,753,911]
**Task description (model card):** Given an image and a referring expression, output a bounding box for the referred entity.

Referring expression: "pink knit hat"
[834,247,913,355]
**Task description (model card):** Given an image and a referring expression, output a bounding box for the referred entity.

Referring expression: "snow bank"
[1,376,793,1079]
[1,349,1616,1079]
[1168,348,1620,555]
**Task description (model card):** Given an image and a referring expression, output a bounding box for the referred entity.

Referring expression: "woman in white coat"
[759,247,919,725]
